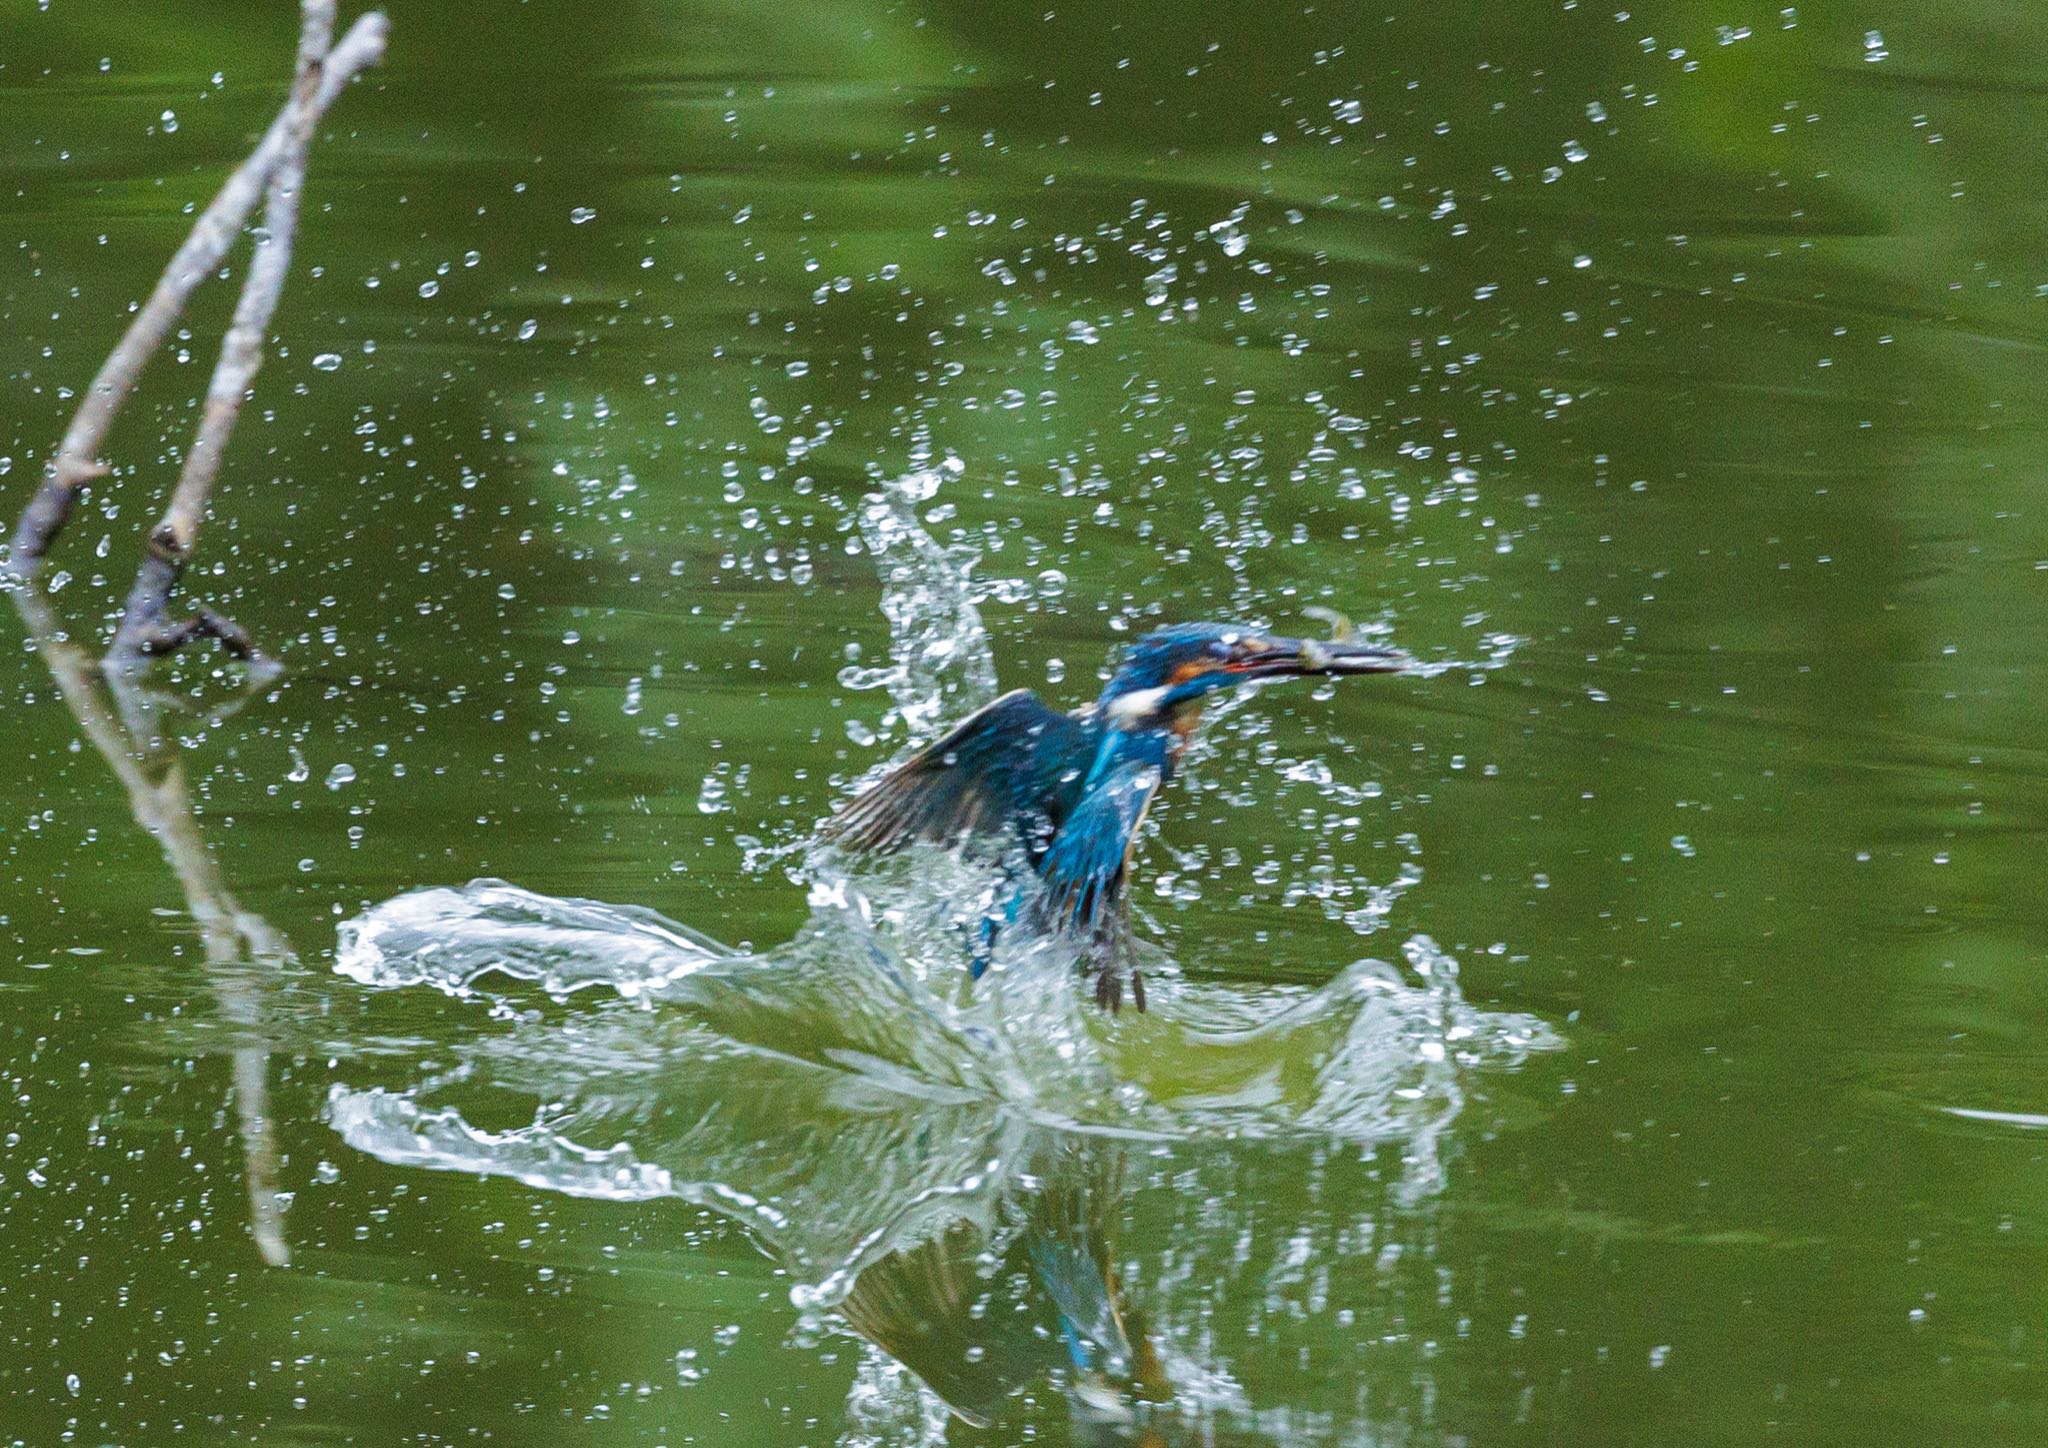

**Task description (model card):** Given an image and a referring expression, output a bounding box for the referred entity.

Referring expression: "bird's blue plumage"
[822,620,1410,1008]
[1037,736,1168,937]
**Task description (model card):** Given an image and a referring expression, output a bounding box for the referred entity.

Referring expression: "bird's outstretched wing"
[821,688,1093,857]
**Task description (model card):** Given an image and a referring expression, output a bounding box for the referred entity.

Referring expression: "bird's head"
[1096,620,1409,732]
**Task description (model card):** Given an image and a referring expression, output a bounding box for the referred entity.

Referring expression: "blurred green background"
[5,0,2048,1442]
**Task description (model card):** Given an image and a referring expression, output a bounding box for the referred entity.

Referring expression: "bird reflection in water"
[835,1138,1172,1433]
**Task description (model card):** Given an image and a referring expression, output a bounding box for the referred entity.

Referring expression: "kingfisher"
[823,619,1411,1010]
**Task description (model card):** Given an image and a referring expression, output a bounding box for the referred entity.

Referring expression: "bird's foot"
[1090,965,1146,1014]
[1093,965,1121,1013]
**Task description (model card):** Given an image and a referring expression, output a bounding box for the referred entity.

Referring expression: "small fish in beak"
[1302,605,1357,642]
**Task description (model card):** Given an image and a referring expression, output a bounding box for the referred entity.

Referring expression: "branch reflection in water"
[11,584,295,1264]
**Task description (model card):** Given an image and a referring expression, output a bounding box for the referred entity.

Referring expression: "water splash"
[328,463,1557,1436]
[335,878,729,1000]
[835,459,999,740]
[328,872,1548,1430]
[333,872,1552,1147]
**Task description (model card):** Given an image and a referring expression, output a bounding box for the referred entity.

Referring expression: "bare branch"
[7,6,388,578]
[108,8,386,668]
[102,591,281,682]
[1,0,396,1272]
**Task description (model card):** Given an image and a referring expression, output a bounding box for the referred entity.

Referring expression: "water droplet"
[569,206,597,225]
[1670,834,1696,857]
[517,318,538,341]
[160,109,178,133]
[1563,138,1588,163]
[311,352,342,372]
[418,279,439,298]
[324,763,356,790]
[784,360,810,378]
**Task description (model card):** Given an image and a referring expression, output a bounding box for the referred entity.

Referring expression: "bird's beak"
[1229,634,1413,679]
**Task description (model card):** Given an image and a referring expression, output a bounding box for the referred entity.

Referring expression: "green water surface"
[5,1,2048,1443]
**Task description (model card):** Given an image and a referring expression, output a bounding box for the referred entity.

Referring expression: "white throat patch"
[1106,685,1171,724]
